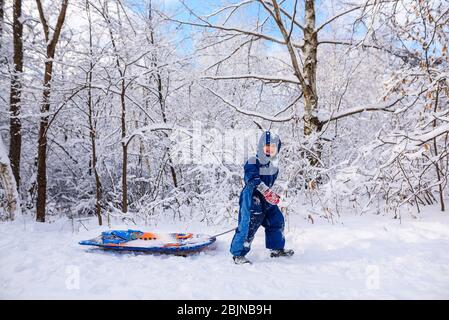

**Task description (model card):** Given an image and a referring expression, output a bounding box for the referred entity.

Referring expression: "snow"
[0,138,9,165]
[0,137,21,219]
[409,123,449,146]
[1,210,449,299]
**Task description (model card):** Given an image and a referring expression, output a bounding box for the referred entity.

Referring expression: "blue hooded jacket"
[243,131,281,192]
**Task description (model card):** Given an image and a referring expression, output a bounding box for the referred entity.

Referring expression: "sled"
[79,229,216,255]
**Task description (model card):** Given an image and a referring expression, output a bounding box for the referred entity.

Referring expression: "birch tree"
[169,0,400,167]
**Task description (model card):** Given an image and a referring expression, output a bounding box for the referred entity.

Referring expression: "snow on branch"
[201,84,296,122]
[162,2,304,49]
[320,104,393,123]
[317,40,415,63]
[123,123,178,146]
[201,74,300,84]
[408,123,449,146]
[319,96,405,124]
[204,0,255,19]
[260,0,305,31]
[165,17,288,46]
[315,0,396,33]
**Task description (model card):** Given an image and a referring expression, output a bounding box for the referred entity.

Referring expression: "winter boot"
[270,249,294,258]
[233,255,252,265]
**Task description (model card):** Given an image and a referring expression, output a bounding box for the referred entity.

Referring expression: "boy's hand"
[256,182,281,205]
[263,189,280,205]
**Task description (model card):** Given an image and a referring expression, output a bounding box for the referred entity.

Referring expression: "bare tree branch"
[202,74,300,84]
[200,84,296,122]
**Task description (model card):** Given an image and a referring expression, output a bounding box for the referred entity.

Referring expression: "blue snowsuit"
[230,132,285,257]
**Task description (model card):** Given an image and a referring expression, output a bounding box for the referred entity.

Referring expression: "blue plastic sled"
[79,229,216,254]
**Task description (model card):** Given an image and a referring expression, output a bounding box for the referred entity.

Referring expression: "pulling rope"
[210,228,237,239]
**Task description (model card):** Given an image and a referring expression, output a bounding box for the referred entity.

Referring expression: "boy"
[230,131,294,264]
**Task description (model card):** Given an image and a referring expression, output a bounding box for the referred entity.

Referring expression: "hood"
[256,131,281,165]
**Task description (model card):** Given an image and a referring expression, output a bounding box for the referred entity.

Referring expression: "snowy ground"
[1,210,449,299]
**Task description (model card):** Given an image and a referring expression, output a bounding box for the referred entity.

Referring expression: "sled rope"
[210,228,237,239]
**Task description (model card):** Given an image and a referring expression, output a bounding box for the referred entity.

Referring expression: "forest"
[1,0,449,300]
[1,0,448,225]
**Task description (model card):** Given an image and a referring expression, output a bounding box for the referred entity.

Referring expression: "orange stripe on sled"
[104,243,122,247]
[176,233,193,240]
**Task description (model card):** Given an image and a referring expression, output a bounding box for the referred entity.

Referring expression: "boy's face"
[263,143,278,157]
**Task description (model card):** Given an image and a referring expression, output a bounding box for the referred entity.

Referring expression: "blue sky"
[125,0,355,54]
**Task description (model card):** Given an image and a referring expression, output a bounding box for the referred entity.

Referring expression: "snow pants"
[230,187,285,257]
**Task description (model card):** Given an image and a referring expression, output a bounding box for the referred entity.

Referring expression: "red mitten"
[263,189,280,205]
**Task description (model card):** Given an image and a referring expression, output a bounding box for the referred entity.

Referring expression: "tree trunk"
[35,0,69,222]
[156,70,178,188]
[89,89,103,224]
[9,0,23,189]
[147,6,179,189]
[267,0,322,167]
[0,0,4,49]
[121,77,128,213]
[432,83,445,212]
[102,2,128,214]
[36,61,53,222]
[302,0,320,137]
[86,0,102,225]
